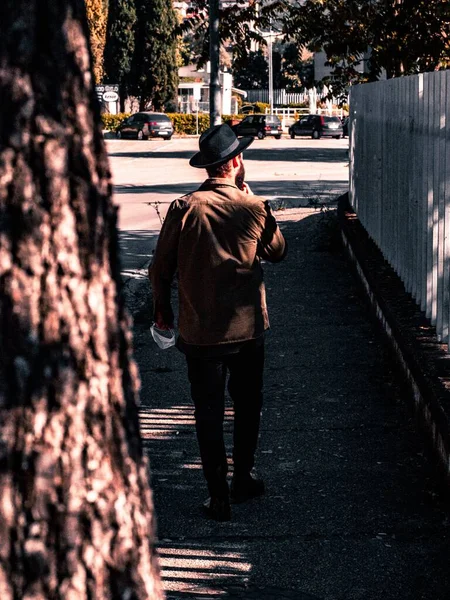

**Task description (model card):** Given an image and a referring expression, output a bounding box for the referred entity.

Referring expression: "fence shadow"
[114,180,349,209]
[108,145,348,164]
[119,229,159,271]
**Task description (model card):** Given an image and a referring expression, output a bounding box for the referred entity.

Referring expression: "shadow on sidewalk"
[114,180,349,211]
[108,145,348,164]
[133,209,450,600]
[119,229,159,271]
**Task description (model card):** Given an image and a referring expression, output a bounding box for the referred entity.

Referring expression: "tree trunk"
[120,90,127,113]
[0,2,164,599]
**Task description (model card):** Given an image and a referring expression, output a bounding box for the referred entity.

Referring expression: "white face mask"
[150,324,176,350]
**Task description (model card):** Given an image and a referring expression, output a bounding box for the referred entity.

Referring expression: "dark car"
[116,112,174,140]
[288,114,343,139]
[232,114,283,140]
[240,104,255,114]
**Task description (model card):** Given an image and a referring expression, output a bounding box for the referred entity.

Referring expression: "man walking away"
[150,124,287,521]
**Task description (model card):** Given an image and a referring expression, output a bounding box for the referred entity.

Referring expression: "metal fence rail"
[349,71,450,345]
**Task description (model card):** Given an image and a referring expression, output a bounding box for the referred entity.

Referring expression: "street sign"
[103,91,119,102]
[95,84,119,103]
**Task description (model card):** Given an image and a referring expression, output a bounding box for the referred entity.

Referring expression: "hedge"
[166,113,210,134]
[101,113,131,132]
[222,114,246,124]
[240,102,270,114]
[101,112,248,135]
[253,102,270,113]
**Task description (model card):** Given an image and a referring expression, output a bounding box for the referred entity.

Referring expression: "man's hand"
[155,319,173,331]
[241,182,253,195]
[154,311,173,330]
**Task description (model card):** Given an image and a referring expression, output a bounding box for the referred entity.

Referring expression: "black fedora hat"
[189,123,253,169]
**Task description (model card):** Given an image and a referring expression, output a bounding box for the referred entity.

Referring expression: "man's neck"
[200,177,239,190]
[206,174,235,183]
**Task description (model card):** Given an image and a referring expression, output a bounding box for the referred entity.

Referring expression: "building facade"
[178,64,245,115]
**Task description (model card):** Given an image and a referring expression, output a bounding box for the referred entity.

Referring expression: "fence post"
[445,71,450,346]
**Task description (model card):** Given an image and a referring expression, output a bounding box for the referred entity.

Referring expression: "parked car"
[232,114,283,139]
[288,114,343,139]
[342,116,349,138]
[116,112,174,140]
[240,104,255,114]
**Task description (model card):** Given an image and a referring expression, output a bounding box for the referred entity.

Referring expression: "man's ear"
[231,154,241,169]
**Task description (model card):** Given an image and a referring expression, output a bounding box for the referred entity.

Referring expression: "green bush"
[222,114,245,125]
[254,102,270,113]
[286,101,309,109]
[166,113,210,135]
[167,113,246,135]
[102,111,250,136]
[234,95,244,109]
[234,102,270,114]
[101,112,131,132]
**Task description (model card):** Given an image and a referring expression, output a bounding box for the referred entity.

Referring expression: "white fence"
[245,89,309,105]
[349,71,450,344]
[264,106,345,130]
[243,88,342,106]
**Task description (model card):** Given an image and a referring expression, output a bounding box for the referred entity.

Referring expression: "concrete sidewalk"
[131,207,450,600]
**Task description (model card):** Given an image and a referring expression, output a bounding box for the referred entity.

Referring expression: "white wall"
[350,71,450,344]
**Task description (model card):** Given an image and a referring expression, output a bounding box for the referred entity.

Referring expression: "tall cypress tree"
[85,0,108,84]
[104,0,137,110]
[131,0,179,111]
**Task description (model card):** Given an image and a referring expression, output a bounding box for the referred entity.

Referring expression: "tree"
[369,0,450,78]
[85,0,109,83]
[103,0,137,110]
[178,0,286,70]
[284,0,450,97]
[130,0,179,110]
[176,15,232,69]
[279,44,314,91]
[0,1,164,598]
[232,49,269,89]
[232,42,312,92]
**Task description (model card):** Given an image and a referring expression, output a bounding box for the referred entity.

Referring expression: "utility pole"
[209,0,221,126]
[268,29,274,113]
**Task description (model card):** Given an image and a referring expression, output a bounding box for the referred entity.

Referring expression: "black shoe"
[202,496,231,521]
[230,475,265,504]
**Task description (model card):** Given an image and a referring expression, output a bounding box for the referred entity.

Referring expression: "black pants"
[186,343,264,498]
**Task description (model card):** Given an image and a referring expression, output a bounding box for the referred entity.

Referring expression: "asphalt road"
[107,135,349,271]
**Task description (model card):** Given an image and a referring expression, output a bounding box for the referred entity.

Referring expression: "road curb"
[338,193,450,486]
[121,260,152,323]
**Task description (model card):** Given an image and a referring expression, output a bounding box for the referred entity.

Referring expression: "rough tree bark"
[0,1,164,599]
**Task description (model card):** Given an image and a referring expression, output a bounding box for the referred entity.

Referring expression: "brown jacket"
[150,178,287,346]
